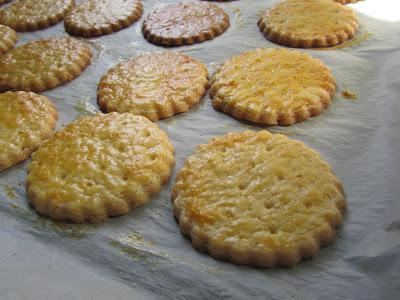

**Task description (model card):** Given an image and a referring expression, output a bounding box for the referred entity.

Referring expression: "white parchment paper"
[0,0,399,299]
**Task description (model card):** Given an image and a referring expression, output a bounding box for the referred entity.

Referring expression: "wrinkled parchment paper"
[1,0,399,299]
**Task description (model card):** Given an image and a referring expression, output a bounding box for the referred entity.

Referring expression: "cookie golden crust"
[64,0,143,38]
[0,91,57,172]
[0,24,17,54]
[258,0,359,48]
[142,2,230,46]
[210,48,336,126]
[172,130,346,267]
[0,37,92,92]
[98,52,208,121]
[27,113,175,224]
[0,0,75,32]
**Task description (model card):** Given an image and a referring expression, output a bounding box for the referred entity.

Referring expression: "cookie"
[142,2,230,46]
[98,52,208,121]
[0,24,17,54]
[0,91,57,172]
[0,37,92,92]
[172,130,345,267]
[258,0,359,48]
[210,48,336,126]
[27,112,175,224]
[64,0,143,38]
[0,0,74,32]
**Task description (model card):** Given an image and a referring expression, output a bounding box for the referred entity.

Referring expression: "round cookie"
[172,130,346,267]
[64,0,143,38]
[210,48,336,126]
[98,52,208,121]
[0,24,17,54]
[0,37,92,92]
[27,112,175,224]
[142,2,230,46]
[0,0,75,32]
[258,0,359,48]
[0,91,58,172]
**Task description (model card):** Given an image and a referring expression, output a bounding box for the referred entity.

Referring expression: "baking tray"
[1,0,399,299]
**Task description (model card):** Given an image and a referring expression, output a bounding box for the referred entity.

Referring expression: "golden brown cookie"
[27,112,175,224]
[142,2,230,46]
[172,130,346,267]
[0,0,75,32]
[64,0,143,38]
[0,24,17,54]
[210,48,336,126]
[258,0,359,48]
[98,52,208,121]
[0,37,92,92]
[0,91,57,172]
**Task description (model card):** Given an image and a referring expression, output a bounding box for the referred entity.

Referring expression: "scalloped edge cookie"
[64,0,143,38]
[210,48,336,126]
[27,112,175,224]
[0,91,58,172]
[0,0,75,32]
[172,130,346,267]
[142,2,230,46]
[0,24,18,54]
[97,52,209,121]
[258,0,359,48]
[0,37,92,92]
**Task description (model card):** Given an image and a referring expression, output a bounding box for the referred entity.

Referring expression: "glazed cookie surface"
[27,113,175,223]
[143,1,229,46]
[0,91,57,172]
[210,48,336,125]
[98,52,208,121]
[0,24,17,54]
[0,0,75,31]
[64,0,143,37]
[0,37,92,92]
[172,130,346,267]
[258,0,359,48]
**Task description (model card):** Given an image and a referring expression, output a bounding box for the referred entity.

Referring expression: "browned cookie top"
[143,2,229,46]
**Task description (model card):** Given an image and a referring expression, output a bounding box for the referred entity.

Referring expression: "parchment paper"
[1,0,399,299]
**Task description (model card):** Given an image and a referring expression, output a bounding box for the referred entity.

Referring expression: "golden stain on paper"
[342,90,358,100]
[317,31,372,51]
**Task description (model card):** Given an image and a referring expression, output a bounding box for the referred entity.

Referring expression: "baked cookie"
[98,52,208,121]
[0,24,17,54]
[0,91,57,172]
[0,0,75,32]
[27,112,175,224]
[142,2,230,46]
[64,0,143,38]
[172,130,345,267]
[210,48,336,126]
[258,0,359,48]
[0,37,92,92]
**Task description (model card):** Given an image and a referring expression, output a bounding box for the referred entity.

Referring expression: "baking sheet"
[1,0,399,299]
